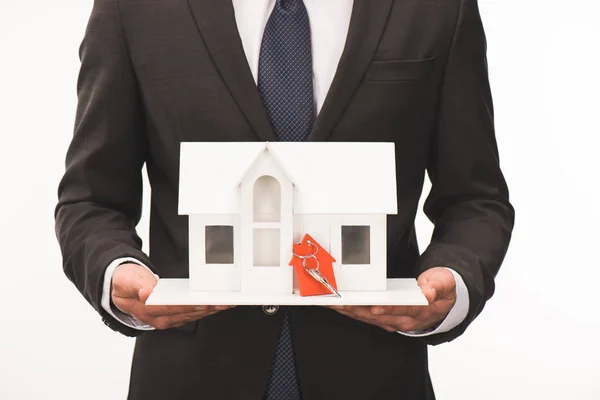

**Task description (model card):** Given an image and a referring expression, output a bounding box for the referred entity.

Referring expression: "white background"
[0,0,599,398]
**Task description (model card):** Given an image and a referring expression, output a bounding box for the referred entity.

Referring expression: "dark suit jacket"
[55,0,514,398]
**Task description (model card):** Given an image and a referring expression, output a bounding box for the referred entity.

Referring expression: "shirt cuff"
[101,257,158,331]
[397,268,469,337]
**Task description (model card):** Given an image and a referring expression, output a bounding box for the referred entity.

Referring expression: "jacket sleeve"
[55,0,153,337]
[417,0,515,345]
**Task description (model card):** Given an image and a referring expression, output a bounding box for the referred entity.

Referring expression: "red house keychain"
[290,234,341,297]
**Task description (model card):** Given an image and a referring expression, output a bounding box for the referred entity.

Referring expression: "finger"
[112,264,157,299]
[327,305,348,312]
[136,309,205,325]
[336,310,400,333]
[333,308,407,333]
[143,310,214,329]
[417,267,449,286]
[213,305,236,311]
[373,315,422,332]
[417,269,434,287]
[420,280,455,304]
[380,325,401,333]
[142,304,216,317]
[341,306,374,317]
[418,268,456,303]
[138,287,154,304]
[369,305,424,318]
[335,309,374,325]
[139,304,236,321]
[336,306,380,323]
[111,296,139,316]
[422,284,439,304]
[112,287,157,314]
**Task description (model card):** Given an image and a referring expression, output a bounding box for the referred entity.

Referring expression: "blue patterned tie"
[259,0,314,142]
[259,0,312,398]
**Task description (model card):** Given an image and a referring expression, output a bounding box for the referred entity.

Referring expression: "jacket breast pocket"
[365,57,435,83]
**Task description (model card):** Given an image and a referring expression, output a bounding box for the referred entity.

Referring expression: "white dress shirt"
[101,0,470,336]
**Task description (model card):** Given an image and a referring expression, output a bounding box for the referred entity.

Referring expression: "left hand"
[328,267,457,333]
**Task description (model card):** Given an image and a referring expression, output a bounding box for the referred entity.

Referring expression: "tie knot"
[277,0,301,11]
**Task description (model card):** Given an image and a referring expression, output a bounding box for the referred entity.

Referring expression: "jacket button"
[262,305,279,315]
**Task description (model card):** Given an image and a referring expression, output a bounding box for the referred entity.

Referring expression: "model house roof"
[178,142,398,215]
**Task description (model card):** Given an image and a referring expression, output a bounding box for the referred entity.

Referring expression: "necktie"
[258,0,313,398]
[259,0,315,142]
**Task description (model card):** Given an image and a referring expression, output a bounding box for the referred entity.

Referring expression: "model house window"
[253,175,281,222]
[341,226,370,265]
[205,226,234,264]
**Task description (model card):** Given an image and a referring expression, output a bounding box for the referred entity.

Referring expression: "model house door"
[252,175,281,267]
[239,150,294,295]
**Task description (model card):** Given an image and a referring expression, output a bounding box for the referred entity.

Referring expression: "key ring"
[292,240,320,272]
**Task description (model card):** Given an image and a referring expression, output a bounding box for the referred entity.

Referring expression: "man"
[55,0,514,398]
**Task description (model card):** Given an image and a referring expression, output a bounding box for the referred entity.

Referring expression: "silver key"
[307,268,341,298]
[294,239,341,298]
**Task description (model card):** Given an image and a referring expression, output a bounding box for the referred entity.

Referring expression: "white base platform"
[146,278,428,306]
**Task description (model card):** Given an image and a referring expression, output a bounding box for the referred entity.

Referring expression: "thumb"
[138,286,154,303]
[112,263,158,300]
[417,268,456,304]
[421,280,444,304]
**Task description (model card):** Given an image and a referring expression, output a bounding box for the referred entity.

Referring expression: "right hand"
[111,263,235,330]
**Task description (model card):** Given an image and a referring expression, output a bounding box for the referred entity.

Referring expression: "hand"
[111,263,235,330]
[328,267,457,333]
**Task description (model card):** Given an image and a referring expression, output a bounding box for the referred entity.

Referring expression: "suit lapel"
[309,0,393,142]
[186,0,277,141]
[186,0,392,143]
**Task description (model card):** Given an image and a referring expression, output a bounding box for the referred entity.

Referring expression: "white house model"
[178,142,398,296]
